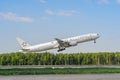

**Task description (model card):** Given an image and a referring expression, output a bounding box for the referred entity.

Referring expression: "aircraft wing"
[55,38,70,47]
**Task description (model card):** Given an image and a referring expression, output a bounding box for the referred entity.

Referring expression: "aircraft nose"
[96,34,100,38]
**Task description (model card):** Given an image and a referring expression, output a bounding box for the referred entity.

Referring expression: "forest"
[0,52,120,65]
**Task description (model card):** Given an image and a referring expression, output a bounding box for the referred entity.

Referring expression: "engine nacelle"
[19,50,23,52]
[69,41,77,46]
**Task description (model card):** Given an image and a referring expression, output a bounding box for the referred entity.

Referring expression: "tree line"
[0,52,120,65]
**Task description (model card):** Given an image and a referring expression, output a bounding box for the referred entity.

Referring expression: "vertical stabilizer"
[16,37,31,49]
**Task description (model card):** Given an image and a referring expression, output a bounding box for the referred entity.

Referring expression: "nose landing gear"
[94,40,96,43]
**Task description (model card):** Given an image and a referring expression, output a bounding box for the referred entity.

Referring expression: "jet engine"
[69,41,77,46]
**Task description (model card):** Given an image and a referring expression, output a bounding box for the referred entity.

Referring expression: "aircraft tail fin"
[16,37,31,49]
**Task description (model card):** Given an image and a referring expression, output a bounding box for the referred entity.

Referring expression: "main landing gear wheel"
[57,48,66,52]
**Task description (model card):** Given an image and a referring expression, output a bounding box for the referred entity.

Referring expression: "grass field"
[0,68,120,75]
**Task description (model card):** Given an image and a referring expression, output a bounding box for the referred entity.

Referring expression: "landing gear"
[94,40,96,43]
[57,47,66,52]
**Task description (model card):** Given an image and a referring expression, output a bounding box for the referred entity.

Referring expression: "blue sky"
[0,0,120,53]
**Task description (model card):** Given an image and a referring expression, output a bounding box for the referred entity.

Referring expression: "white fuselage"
[22,33,100,52]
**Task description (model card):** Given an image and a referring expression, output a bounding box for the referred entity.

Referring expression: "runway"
[0,74,120,80]
[1,65,120,69]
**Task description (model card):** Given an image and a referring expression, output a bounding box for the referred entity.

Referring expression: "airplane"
[16,33,100,52]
